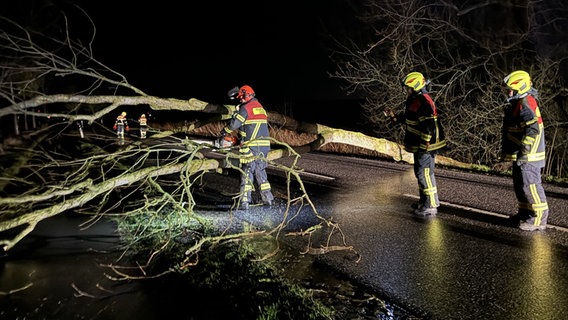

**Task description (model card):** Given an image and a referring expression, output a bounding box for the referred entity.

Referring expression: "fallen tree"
[0,95,488,253]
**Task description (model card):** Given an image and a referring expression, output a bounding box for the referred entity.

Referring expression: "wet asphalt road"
[2,147,568,320]
[269,152,568,320]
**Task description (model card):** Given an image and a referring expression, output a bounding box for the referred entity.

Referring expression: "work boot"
[414,205,437,216]
[411,202,422,210]
[518,216,547,231]
[518,221,547,231]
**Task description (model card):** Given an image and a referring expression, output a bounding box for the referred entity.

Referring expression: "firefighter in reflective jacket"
[502,70,548,231]
[113,112,129,138]
[220,85,274,210]
[139,114,148,138]
[385,72,446,216]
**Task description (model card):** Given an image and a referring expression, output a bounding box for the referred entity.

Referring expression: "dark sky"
[77,1,357,106]
[4,0,363,126]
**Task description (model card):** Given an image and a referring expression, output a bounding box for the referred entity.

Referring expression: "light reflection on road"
[297,153,568,320]
[523,234,556,319]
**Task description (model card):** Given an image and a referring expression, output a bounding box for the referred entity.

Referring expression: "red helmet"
[236,85,255,101]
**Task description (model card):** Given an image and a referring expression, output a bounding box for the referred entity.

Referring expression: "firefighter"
[502,70,548,231]
[220,85,274,210]
[139,114,148,138]
[385,72,446,216]
[113,112,129,138]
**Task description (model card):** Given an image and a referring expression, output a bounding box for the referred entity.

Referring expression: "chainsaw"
[214,135,239,149]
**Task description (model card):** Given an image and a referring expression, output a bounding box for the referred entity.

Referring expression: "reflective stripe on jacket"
[401,92,446,153]
[222,98,271,156]
[501,93,545,167]
[115,116,127,127]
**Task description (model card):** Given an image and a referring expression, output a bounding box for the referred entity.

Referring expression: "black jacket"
[397,92,446,153]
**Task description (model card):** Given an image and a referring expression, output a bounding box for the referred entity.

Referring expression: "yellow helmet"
[121,112,127,116]
[504,70,531,95]
[403,72,426,91]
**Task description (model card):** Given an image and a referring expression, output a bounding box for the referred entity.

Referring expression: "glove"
[113,125,117,130]
[125,126,130,132]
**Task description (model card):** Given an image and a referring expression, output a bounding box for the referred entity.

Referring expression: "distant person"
[385,72,446,216]
[139,113,148,138]
[502,70,548,231]
[220,85,274,210]
[113,111,129,138]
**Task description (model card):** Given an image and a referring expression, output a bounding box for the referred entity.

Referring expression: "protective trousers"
[117,124,125,138]
[240,159,274,205]
[512,162,549,225]
[414,151,439,209]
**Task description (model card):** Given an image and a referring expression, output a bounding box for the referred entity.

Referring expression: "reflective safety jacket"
[501,90,545,168]
[221,98,271,158]
[115,115,128,127]
[397,91,446,153]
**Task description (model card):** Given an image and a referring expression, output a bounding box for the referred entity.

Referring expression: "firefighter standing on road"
[385,72,446,216]
[113,112,129,138]
[220,85,274,210]
[501,70,549,231]
[139,114,148,138]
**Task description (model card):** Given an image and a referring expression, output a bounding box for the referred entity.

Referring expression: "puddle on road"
[1,211,422,319]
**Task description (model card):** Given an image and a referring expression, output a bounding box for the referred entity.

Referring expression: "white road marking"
[403,194,568,232]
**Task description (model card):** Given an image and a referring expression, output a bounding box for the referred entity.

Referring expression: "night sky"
[4,0,364,126]
[80,1,358,105]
